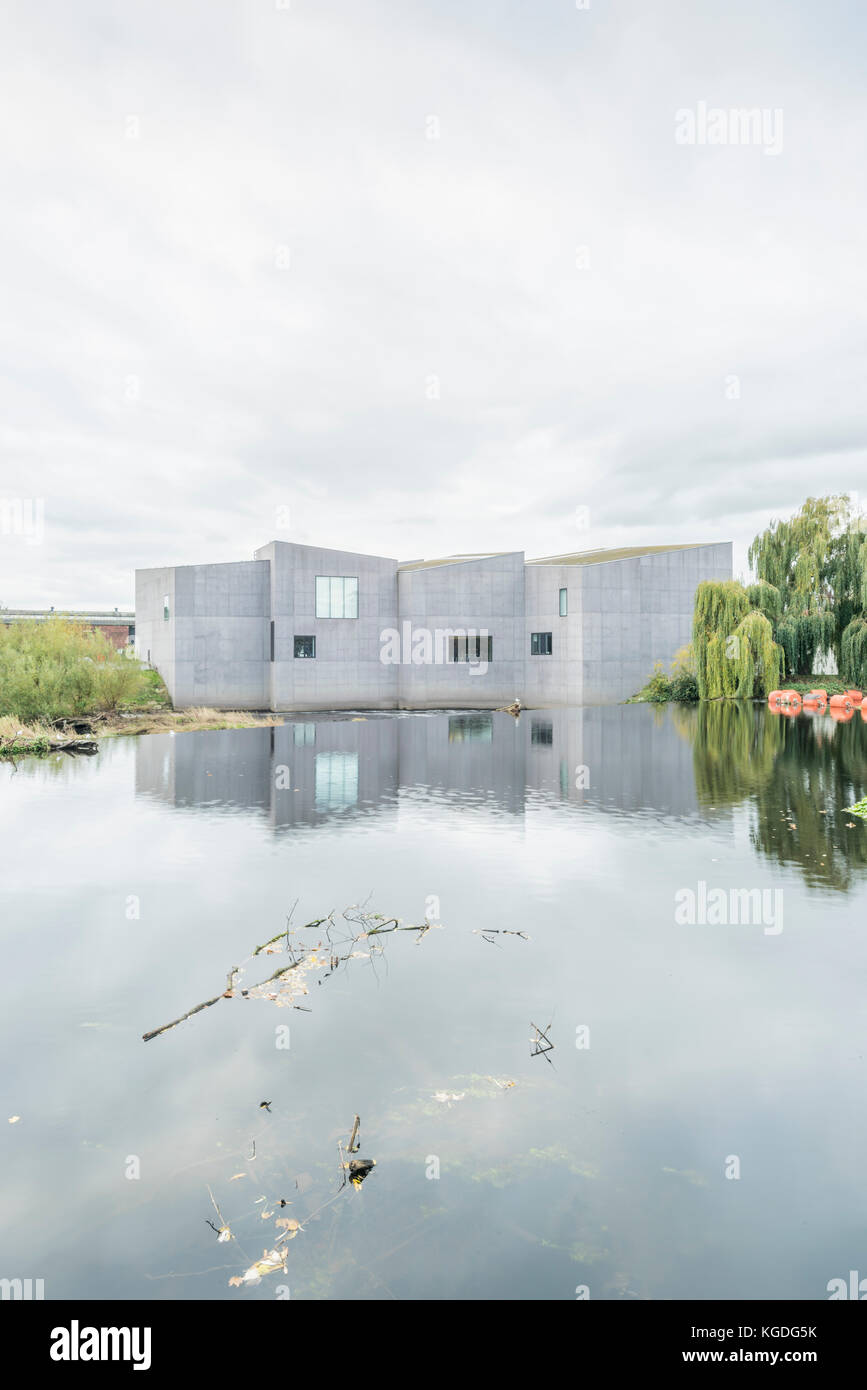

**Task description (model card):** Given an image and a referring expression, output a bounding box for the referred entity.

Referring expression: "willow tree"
[841,617,867,687]
[692,581,783,699]
[748,495,867,675]
[731,609,783,697]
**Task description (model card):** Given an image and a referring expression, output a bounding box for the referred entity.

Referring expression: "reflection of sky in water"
[0,705,866,1300]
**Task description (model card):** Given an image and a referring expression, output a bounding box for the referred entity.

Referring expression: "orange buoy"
[846,689,863,706]
[861,703,867,721]
[809,689,828,700]
[802,694,825,709]
[830,705,854,723]
[767,690,785,707]
[829,693,854,712]
[780,690,802,708]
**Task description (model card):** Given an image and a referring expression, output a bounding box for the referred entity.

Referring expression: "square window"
[531,631,552,655]
[294,635,316,658]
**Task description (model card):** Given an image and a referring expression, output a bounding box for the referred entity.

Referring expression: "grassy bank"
[0,619,283,758]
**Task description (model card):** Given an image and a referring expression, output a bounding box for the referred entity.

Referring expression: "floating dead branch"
[142,906,435,1042]
[530,1020,554,1063]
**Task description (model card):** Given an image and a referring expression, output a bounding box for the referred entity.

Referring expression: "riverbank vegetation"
[0,619,282,758]
[634,494,867,703]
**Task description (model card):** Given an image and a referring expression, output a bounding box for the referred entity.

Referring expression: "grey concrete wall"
[255,542,399,710]
[523,562,583,707]
[396,552,525,708]
[577,542,732,705]
[135,566,176,698]
[135,540,732,711]
[173,561,271,708]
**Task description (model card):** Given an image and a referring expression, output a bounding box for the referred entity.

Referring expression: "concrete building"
[135,539,731,710]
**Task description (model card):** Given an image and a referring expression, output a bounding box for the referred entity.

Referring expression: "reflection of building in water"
[134,705,706,829]
[314,752,359,810]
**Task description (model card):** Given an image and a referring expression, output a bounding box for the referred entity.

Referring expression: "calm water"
[1,703,866,1301]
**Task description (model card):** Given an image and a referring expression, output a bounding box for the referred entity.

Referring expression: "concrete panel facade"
[397,552,525,709]
[136,539,732,710]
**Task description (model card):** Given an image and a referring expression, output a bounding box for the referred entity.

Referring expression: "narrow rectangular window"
[270,620,275,662]
[294,635,316,658]
[531,631,552,655]
[559,588,567,617]
[450,634,493,662]
[163,595,170,621]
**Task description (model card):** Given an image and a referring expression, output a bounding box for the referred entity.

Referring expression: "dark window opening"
[294,635,316,658]
[531,631,553,655]
[531,720,554,745]
[450,634,493,663]
[270,620,275,662]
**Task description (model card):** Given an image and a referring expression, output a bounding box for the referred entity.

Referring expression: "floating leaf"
[276,1217,300,1236]
[229,1247,288,1286]
[229,1173,246,1181]
[8,1115,21,1124]
[218,1226,232,1243]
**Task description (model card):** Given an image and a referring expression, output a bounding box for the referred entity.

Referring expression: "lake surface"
[2,702,866,1301]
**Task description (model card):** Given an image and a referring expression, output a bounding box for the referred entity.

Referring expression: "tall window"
[559,588,568,617]
[270,620,275,662]
[315,576,358,618]
[163,595,170,621]
[450,634,493,663]
[294,635,316,658]
[531,632,552,655]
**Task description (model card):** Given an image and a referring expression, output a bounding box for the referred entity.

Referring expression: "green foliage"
[634,645,699,703]
[776,611,836,677]
[0,618,147,722]
[638,662,673,703]
[731,609,783,697]
[691,581,783,699]
[748,496,867,670]
[670,668,699,702]
[840,616,867,688]
[746,579,782,624]
[692,581,748,699]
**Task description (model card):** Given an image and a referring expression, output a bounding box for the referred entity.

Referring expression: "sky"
[1,0,865,609]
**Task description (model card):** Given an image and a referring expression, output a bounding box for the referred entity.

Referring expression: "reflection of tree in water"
[689,701,785,806]
[687,701,867,891]
[749,714,867,891]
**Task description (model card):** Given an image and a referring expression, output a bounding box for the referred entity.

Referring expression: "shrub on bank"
[633,646,699,704]
[0,618,146,722]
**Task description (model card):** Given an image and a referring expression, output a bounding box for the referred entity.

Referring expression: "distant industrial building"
[135,540,732,710]
[2,609,135,650]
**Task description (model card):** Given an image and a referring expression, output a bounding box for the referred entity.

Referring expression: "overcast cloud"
[1,0,865,608]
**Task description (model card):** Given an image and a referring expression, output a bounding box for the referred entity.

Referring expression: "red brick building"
[2,609,135,651]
